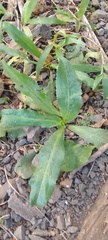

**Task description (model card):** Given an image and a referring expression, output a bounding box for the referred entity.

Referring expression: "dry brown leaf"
[90,119,107,128]
[33,0,46,15]
[87,106,94,114]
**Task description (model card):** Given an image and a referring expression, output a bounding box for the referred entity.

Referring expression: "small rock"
[0,179,16,200]
[98,161,105,171]
[11,211,22,222]
[103,99,108,108]
[40,218,48,230]
[18,138,27,146]
[67,226,78,234]
[96,21,105,29]
[74,177,81,185]
[56,215,65,230]
[3,156,11,164]
[14,151,21,161]
[4,217,12,229]
[106,164,108,173]
[24,127,43,143]
[14,225,25,240]
[86,188,94,197]
[65,212,71,228]
[92,0,99,7]
[29,236,45,240]
[89,171,95,178]
[32,228,48,237]
[92,10,108,20]
[104,23,108,33]
[82,166,89,175]
[49,185,61,204]
[71,199,78,205]
[98,28,104,36]
[8,194,44,222]
[60,178,72,188]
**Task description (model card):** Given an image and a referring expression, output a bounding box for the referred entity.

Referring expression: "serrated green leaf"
[0,43,28,59]
[2,60,59,115]
[56,57,82,123]
[69,125,108,148]
[3,22,41,58]
[78,0,90,19]
[29,17,66,25]
[102,75,108,100]
[36,44,53,79]
[72,64,101,73]
[22,0,39,24]
[15,151,36,179]
[29,128,64,207]
[61,140,94,172]
[1,109,62,129]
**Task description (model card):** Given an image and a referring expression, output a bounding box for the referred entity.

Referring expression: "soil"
[0,0,108,240]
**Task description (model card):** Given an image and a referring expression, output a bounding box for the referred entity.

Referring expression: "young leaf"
[69,125,108,148]
[102,75,108,100]
[93,74,103,90]
[36,44,53,79]
[2,60,59,115]
[78,0,90,19]
[15,151,36,179]
[61,140,94,172]
[22,0,39,25]
[0,43,28,59]
[76,71,94,88]
[29,17,66,25]
[3,22,41,58]
[56,57,82,123]
[1,109,63,129]
[29,128,65,207]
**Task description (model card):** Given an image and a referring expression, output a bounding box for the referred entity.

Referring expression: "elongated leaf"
[72,64,101,73]
[93,74,103,90]
[78,0,89,19]
[0,43,27,59]
[36,44,53,79]
[3,22,41,58]
[2,60,59,115]
[15,151,36,179]
[56,57,82,123]
[0,3,6,14]
[1,109,62,129]
[22,0,38,24]
[69,125,108,148]
[76,71,94,88]
[29,128,64,207]
[61,140,94,172]
[29,17,66,25]
[102,75,108,100]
